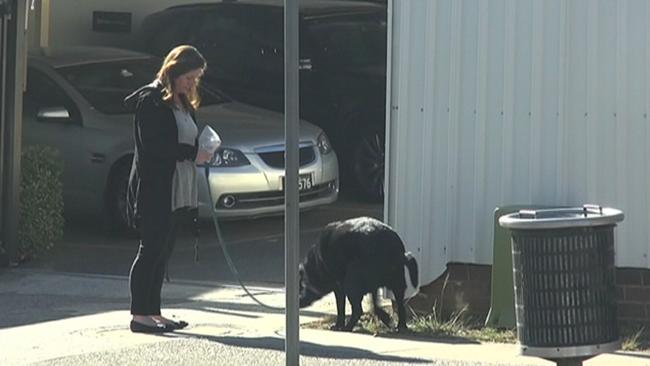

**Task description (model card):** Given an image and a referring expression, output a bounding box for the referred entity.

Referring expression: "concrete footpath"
[1,269,648,366]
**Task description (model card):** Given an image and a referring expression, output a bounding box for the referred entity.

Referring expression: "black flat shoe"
[169,320,188,330]
[130,320,174,333]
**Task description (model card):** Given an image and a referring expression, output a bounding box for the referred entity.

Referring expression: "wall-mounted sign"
[92,11,131,33]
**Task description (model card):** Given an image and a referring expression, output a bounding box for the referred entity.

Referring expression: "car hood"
[195,102,322,153]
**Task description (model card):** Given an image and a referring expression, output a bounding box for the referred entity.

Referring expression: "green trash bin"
[485,205,554,329]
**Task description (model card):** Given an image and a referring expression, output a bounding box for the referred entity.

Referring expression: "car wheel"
[352,127,385,202]
[107,160,133,233]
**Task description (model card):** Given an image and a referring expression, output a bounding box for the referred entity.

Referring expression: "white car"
[22,47,339,229]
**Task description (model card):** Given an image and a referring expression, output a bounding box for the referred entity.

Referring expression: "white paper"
[199,125,221,154]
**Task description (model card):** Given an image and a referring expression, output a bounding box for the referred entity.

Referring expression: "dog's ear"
[298,264,306,286]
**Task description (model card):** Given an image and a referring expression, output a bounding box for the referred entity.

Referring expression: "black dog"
[299,217,419,331]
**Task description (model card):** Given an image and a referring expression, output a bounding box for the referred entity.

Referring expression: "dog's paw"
[329,324,344,331]
[394,325,409,334]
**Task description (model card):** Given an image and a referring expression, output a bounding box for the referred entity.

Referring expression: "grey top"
[171,107,199,211]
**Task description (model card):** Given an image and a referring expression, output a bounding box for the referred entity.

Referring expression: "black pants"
[129,208,188,315]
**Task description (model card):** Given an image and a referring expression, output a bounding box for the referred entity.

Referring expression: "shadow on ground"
[177,333,431,364]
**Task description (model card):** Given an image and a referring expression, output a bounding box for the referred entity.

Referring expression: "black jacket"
[124,81,198,231]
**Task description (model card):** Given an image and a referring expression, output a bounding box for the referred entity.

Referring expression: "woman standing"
[124,45,212,333]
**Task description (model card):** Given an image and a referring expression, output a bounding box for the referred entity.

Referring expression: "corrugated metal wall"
[386,0,650,285]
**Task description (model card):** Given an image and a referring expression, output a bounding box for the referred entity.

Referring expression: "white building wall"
[386,0,650,285]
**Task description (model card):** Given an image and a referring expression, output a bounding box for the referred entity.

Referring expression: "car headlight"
[209,148,251,167]
[317,132,332,155]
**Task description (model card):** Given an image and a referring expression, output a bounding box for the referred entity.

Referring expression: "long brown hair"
[156,45,207,112]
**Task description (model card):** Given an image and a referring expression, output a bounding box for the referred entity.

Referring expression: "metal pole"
[284,0,300,365]
[2,0,27,265]
[0,1,8,264]
[552,357,586,366]
[0,2,7,249]
[383,0,394,225]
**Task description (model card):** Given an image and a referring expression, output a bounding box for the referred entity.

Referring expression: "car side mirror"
[37,106,71,123]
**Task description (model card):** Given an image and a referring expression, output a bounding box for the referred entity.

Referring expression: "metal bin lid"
[498,204,624,230]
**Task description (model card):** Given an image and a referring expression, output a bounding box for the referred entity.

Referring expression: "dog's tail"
[404,252,419,288]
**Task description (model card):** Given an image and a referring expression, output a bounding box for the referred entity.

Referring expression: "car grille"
[258,146,315,168]
[215,181,337,210]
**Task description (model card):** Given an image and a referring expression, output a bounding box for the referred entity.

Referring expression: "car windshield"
[57,58,228,115]
[308,17,386,69]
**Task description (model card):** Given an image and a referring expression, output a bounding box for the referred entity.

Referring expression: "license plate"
[281,173,313,191]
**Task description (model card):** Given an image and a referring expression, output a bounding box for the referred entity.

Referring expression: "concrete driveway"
[5,198,649,366]
[1,270,645,366]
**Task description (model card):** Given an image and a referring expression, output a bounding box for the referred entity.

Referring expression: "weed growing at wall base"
[305,304,649,352]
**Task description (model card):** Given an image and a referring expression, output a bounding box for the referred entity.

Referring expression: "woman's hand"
[195,149,213,164]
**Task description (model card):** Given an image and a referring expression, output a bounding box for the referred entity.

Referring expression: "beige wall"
[29,0,219,50]
[27,3,40,50]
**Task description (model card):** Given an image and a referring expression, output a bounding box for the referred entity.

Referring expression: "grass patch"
[406,306,516,343]
[621,325,650,352]
[303,305,517,344]
[304,305,650,351]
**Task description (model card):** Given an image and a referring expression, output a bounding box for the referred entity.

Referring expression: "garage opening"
[1,0,386,287]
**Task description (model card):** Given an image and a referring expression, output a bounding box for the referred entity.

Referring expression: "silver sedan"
[22,47,339,229]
